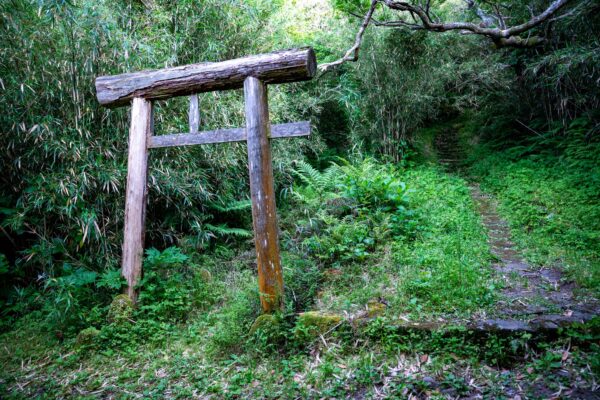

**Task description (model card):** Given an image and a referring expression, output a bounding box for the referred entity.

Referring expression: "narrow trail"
[470,184,599,330]
[434,131,599,332]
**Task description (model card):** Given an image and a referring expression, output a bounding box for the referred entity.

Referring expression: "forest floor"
[1,135,599,399]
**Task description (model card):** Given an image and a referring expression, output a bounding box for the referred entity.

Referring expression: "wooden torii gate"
[95,48,317,313]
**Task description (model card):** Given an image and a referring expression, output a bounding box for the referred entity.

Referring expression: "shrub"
[335,158,409,212]
[291,158,417,273]
[97,247,220,349]
[206,277,261,355]
[76,327,100,349]
[41,264,99,333]
[137,247,194,322]
[107,294,134,324]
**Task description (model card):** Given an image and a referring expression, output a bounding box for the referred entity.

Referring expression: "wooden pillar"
[122,97,153,303]
[244,77,284,313]
[189,94,200,133]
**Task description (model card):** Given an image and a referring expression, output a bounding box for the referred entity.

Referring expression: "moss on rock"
[249,314,280,335]
[249,314,287,347]
[107,294,134,324]
[76,327,100,347]
[367,300,387,317]
[199,268,212,283]
[295,311,343,338]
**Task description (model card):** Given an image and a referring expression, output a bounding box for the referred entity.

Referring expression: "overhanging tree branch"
[319,0,576,73]
[319,0,379,74]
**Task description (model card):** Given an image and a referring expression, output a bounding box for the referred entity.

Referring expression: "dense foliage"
[0,0,333,326]
[1,0,597,306]
[0,0,599,397]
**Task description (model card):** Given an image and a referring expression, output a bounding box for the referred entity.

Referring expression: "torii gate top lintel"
[95,48,317,313]
[96,47,316,108]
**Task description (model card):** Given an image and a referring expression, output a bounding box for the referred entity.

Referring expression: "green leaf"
[205,224,252,238]
[97,268,125,290]
[0,254,9,274]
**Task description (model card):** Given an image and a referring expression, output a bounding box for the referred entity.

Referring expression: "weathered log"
[121,97,152,303]
[96,48,316,107]
[148,121,310,148]
[244,76,284,313]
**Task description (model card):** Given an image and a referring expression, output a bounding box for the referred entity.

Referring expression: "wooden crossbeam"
[96,48,316,107]
[148,121,310,148]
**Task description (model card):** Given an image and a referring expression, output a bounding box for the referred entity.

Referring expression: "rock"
[325,197,356,217]
[76,327,100,347]
[107,294,134,324]
[422,376,440,388]
[295,311,343,337]
[367,300,387,317]
[198,268,212,282]
[249,314,280,336]
[249,314,286,345]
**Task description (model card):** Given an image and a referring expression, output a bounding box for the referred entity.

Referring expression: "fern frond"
[205,223,252,238]
[322,164,341,189]
[209,199,252,212]
[293,160,322,188]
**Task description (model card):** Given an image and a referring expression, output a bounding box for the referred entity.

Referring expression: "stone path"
[431,131,599,333]
[468,184,599,332]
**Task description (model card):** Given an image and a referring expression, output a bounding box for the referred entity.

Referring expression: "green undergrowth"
[0,156,596,398]
[1,314,598,398]
[470,123,600,294]
[283,159,495,318]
